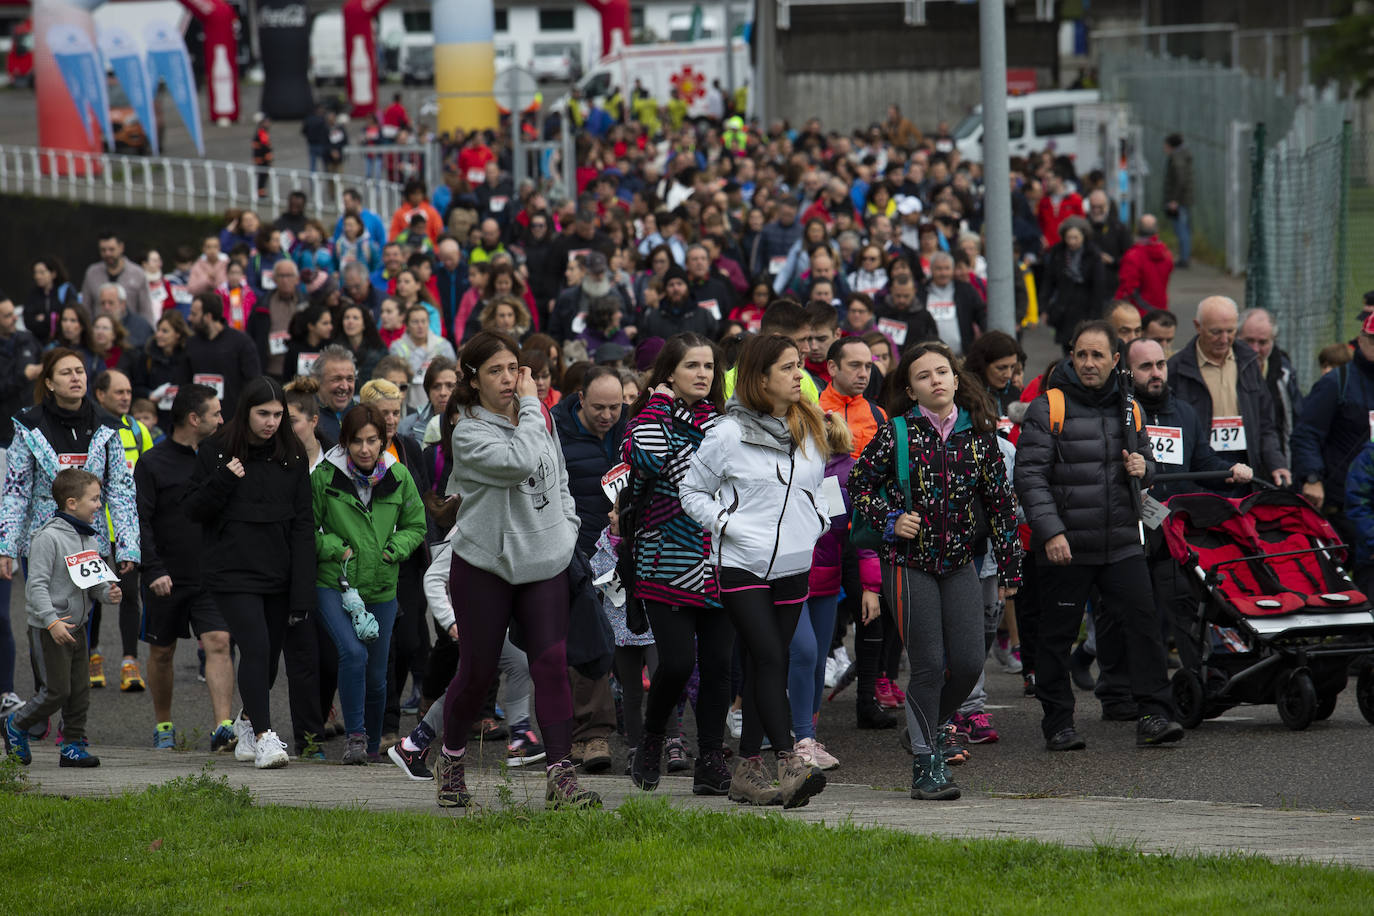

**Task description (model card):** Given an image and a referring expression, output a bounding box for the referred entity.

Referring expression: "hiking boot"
[856,701,898,730]
[58,741,100,768]
[388,741,433,780]
[728,756,782,806]
[910,753,960,801]
[5,714,30,765]
[794,737,839,770]
[665,736,692,772]
[631,732,664,791]
[342,733,369,765]
[545,760,602,809]
[154,722,176,750]
[1137,715,1184,747]
[1046,727,1087,752]
[435,750,472,808]
[777,751,827,809]
[119,658,146,692]
[88,652,105,689]
[581,737,613,774]
[692,748,731,796]
[233,712,256,762]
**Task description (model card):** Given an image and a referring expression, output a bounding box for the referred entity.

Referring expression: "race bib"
[697,298,721,321]
[571,312,588,335]
[296,353,320,377]
[260,270,276,291]
[768,256,787,275]
[412,359,433,386]
[1146,425,1184,466]
[171,284,193,305]
[269,331,290,356]
[193,374,225,399]
[57,453,88,468]
[996,416,1013,436]
[489,196,508,213]
[927,298,955,323]
[467,168,486,184]
[1209,416,1246,452]
[1139,493,1170,531]
[568,248,591,265]
[152,383,179,412]
[65,550,118,589]
[877,317,907,347]
[601,462,630,502]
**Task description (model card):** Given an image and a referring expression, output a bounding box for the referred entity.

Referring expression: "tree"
[1310,2,1374,96]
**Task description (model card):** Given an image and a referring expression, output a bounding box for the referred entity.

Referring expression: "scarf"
[347,457,387,492]
[1064,246,1085,284]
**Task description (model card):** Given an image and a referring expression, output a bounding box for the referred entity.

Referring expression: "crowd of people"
[0,99,1369,810]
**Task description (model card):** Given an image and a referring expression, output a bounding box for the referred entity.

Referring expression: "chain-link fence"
[1097,49,1333,275]
[1246,125,1349,390]
[1343,129,1374,348]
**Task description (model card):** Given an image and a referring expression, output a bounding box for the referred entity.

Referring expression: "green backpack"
[851,415,912,550]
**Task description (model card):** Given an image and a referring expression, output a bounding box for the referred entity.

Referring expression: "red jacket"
[1037,192,1083,248]
[1115,236,1174,312]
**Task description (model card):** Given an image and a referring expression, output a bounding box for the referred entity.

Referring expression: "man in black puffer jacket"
[1015,320,1183,753]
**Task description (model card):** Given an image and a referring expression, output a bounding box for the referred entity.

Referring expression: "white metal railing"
[0,144,405,225]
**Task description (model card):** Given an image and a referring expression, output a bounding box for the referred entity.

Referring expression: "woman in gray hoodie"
[433,331,600,812]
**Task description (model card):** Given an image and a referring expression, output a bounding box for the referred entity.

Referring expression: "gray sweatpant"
[881,562,984,756]
[16,625,90,743]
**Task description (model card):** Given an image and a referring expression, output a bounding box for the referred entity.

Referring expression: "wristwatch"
[1303,473,1321,485]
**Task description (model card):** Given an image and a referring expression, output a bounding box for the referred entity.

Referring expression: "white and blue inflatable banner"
[98,26,158,155]
[143,20,203,155]
[47,24,114,150]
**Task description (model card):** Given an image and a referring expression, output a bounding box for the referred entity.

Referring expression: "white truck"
[576,37,750,119]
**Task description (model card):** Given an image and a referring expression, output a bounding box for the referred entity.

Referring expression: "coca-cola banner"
[256,0,312,119]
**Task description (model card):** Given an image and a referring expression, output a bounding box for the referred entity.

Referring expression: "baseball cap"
[896,195,922,216]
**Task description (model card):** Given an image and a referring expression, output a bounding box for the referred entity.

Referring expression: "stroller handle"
[1152,471,1276,490]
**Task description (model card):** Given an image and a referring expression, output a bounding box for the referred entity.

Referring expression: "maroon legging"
[442,555,573,764]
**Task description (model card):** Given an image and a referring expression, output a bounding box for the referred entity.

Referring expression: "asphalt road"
[6,571,1373,813]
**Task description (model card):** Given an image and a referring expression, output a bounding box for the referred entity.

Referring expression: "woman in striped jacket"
[620,332,730,797]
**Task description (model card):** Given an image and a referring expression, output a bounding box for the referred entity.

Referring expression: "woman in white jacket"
[680,333,831,810]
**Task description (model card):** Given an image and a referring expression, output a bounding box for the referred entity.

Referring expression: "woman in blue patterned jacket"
[0,349,139,712]
[620,332,728,796]
[850,343,1021,804]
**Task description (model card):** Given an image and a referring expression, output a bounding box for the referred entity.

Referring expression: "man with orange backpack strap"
[1014,319,1184,753]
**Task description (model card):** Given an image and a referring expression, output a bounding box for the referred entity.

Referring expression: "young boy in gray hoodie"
[5,469,122,768]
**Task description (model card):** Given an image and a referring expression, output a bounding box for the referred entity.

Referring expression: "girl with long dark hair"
[849,344,1021,801]
[433,331,599,810]
[183,376,317,770]
[621,332,730,796]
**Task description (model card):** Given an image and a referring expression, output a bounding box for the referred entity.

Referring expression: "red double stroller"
[1161,487,1374,730]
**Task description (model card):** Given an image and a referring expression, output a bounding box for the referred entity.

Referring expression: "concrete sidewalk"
[16,746,1373,870]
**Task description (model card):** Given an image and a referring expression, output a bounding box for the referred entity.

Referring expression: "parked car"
[530,41,581,83]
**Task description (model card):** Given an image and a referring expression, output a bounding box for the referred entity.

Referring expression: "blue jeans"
[307,145,327,173]
[787,594,839,740]
[1172,205,1191,265]
[315,587,398,753]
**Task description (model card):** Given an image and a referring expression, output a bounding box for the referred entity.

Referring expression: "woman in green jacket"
[312,403,426,764]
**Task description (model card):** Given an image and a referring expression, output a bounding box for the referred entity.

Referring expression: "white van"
[577,37,750,118]
[309,11,344,85]
[954,89,1100,163]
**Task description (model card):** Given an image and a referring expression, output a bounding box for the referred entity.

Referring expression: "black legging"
[613,644,658,748]
[642,601,732,753]
[215,592,321,751]
[718,568,808,758]
[89,566,140,658]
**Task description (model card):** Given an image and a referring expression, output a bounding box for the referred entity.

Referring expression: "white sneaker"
[233,713,256,762]
[254,729,289,769]
[0,691,21,715]
[823,656,838,688]
[727,708,743,739]
[794,737,840,771]
[831,647,851,672]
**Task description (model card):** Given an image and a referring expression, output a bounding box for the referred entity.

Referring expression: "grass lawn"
[0,766,1368,914]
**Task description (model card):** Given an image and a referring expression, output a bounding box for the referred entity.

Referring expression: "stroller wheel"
[1275,670,1316,731]
[1171,669,1205,729]
[1313,692,1338,722]
[1357,662,1374,726]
